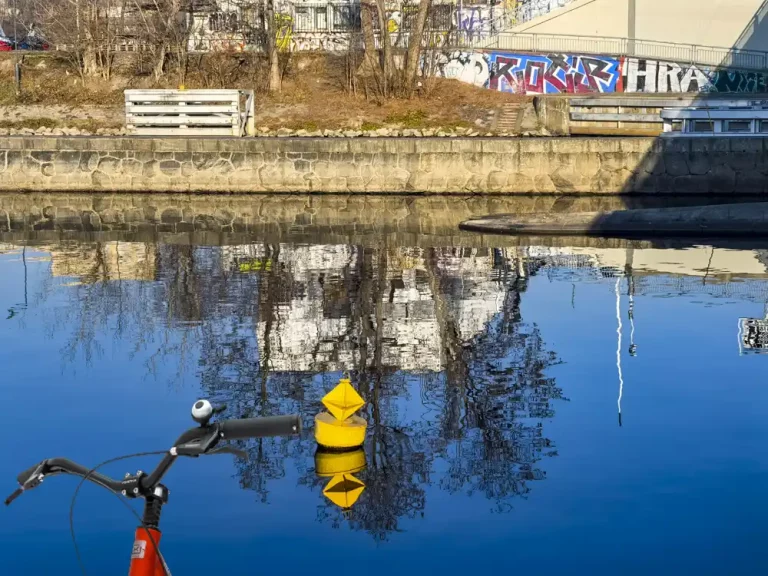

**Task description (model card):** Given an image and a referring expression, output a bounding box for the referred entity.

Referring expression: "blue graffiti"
[487,53,622,94]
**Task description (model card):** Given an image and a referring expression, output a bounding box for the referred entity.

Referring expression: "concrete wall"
[1,135,768,195]
[513,0,765,51]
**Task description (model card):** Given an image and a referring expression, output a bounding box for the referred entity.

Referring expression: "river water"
[2,194,768,575]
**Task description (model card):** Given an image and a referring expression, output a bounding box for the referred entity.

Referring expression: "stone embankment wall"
[0,136,766,194]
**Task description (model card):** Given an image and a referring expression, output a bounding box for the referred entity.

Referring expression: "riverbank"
[0,53,530,137]
[0,135,764,194]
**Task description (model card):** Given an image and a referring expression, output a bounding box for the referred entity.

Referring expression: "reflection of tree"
[34,238,563,536]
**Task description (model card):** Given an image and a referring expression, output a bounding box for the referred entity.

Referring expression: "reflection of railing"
[481,32,768,70]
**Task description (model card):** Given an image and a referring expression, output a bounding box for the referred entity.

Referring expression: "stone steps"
[496,103,523,133]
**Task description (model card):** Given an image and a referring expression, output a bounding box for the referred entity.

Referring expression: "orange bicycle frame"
[129,526,167,576]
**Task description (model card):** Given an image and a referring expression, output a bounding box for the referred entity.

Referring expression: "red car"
[0,37,12,51]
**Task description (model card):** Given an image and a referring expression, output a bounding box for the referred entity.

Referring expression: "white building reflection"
[222,244,507,373]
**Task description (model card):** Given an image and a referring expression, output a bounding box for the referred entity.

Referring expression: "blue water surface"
[1,241,767,575]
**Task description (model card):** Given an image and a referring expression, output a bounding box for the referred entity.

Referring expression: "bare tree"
[131,0,192,83]
[403,0,431,96]
[31,0,124,79]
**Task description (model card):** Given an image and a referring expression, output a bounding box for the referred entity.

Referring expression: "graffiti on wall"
[439,52,768,95]
[487,53,622,93]
[624,58,768,94]
[436,52,621,94]
[435,51,491,88]
[275,13,293,52]
[515,0,574,24]
[455,5,494,41]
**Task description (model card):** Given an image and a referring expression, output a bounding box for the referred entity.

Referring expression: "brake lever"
[4,488,23,506]
[206,445,248,460]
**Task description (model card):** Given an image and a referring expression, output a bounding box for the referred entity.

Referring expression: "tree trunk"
[404,0,431,96]
[373,0,393,96]
[154,43,167,81]
[266,0,281,92]
[83,44,98,77]
[360,0,378,71]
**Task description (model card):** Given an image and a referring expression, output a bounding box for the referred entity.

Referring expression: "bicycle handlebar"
[7,402,302,506]
[220,415,301,440]
[16,458,133,492]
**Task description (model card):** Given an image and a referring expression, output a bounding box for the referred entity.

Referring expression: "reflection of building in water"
[0,243,20,255]
[739,317,768,355]
[519,245,768,422]
[45,243,156,282]
[520,246,768,279]
[224,244,507,373]
[519,245,768,302]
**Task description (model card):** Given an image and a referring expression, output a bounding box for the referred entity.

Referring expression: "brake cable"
[67,451,170,576]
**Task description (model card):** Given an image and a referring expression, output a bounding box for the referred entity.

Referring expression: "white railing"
[481,33,768,70]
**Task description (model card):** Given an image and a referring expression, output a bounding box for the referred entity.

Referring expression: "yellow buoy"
[322,379,365,421]
[315,447,366,477]
[314,378,368,450]
[314,412,367,449]
[322,473,366,509]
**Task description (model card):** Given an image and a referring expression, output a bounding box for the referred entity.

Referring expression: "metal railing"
[479,32,768,70]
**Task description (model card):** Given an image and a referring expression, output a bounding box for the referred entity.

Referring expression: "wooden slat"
[125,89,240,94]
[127,116,237,126]
[125,91,240,103]
[570,112,662,122]
[125,105,237,114]
[128,127,237,136]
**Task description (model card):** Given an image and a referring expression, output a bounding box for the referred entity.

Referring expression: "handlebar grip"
[17,461,44,485]
[220,415,301,440]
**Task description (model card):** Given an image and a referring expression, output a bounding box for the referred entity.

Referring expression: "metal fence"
[482,32,768,70]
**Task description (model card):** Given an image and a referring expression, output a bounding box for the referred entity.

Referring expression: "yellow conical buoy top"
[322,473,366,509]
[322,379,365,422]
[315,378,367,449]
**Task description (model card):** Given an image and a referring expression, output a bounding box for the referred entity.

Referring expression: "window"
[315,7,328,30]
[295,8,312,31]
[428,5,453,31]
[209,11,239,33]
[725,120,752,133]
[692,120,714,133]
[332,5,361,31]
[760,120,768,133]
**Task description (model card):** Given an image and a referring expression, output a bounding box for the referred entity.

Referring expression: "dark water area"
[2,194,768,575]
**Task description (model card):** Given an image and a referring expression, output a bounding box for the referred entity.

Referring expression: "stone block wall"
[0,136,765,194]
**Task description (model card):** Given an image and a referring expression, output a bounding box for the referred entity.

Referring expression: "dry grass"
[0,51,528,131]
